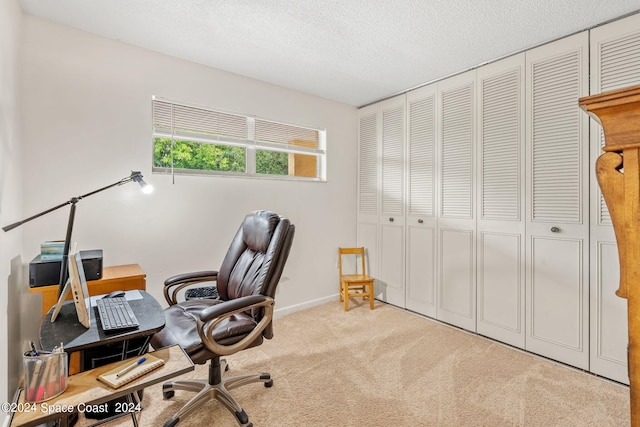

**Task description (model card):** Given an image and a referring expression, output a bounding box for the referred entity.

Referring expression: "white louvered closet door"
[476,54,526,349]
[525,32,590,369]
[406,83,438,317]
[437,71,476,332]
[357,104,379,283]
[588,13,640,385]
[378,95,406,307]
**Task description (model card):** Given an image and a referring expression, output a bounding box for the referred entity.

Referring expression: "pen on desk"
[115,357,146,377]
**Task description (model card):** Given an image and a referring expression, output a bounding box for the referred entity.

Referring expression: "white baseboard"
[274,294,339,319]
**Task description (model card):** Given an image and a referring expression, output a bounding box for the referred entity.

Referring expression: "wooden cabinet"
[30,264,146,317]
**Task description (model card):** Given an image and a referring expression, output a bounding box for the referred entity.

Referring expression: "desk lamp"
[2,171,153,297]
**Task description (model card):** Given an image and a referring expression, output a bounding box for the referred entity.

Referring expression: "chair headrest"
[242,211,280,253]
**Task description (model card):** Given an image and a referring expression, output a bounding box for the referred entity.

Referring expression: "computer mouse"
[103,290,125,299]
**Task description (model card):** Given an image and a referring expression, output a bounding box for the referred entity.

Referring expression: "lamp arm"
[2,200,73,232]
[2,171,140,233]
[76,175,133,200]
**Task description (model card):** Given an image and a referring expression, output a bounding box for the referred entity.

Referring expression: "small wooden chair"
[338,247,375,311]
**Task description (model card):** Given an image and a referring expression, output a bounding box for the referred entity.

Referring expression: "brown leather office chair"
[150,211,295,427]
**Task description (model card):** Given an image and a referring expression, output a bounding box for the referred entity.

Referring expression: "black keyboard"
[96,297,140,332]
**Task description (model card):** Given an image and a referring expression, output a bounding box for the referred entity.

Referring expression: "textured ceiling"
[19,0,640,106]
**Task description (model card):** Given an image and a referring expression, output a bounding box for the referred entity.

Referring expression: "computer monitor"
[50,251,92,328]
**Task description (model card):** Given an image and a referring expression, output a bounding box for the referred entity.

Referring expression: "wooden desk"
[30,264,146,317]
[9,345,194,427]
[40,290,165,373]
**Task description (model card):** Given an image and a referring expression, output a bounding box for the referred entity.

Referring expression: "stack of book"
[40,240,65,261]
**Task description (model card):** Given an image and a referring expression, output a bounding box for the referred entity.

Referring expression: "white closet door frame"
[437,70,477,332]
[525,31,590,369]
[406,83,439,317]
[476,53,526,349]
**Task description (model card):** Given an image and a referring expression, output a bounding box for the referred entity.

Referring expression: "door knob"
[418,219,424,224]
[389,217,394,222]
[550,226,560,233]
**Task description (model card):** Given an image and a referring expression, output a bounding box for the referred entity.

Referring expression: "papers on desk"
[90,290,143,307]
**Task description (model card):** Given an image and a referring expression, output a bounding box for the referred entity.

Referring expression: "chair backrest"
[216,211,294,339]
[338,247,367,277]
[217,211,294,302]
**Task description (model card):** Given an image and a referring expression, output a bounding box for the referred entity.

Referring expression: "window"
[152,98,326,180]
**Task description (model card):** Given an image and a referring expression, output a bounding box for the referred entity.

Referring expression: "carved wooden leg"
[625,149,640,425]
[596,152,627,298]
[598,148,640,425]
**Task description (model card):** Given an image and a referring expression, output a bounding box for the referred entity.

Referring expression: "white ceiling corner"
[18,0,640,106]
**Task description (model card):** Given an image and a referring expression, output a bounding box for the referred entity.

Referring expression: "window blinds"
[152,98,323,155]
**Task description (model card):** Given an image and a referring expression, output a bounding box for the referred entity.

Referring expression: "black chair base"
[161,357,273,427]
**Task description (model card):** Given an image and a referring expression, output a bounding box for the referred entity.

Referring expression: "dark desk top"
[40,290,165,353]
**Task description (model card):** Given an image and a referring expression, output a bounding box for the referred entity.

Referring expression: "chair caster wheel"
[264,379,273,388]
[162,384,175,399]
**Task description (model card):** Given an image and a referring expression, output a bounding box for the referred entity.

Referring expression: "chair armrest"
[197,295,275,356]
[163,270,218,306]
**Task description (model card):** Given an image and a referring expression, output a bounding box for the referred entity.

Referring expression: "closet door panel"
[478,231,522,343]
[476,54,526,348]
[437,71,476,331]
[592,242,627,372]
[380,222,405,306]
[530,236,584,349]
[377,96,406,307]
[358,106,379,223]
[357,105,379,279]
[439,228,475,330]
[406,225,436,316]
[357,222,378,280]
[406,83,438,317]
[525,32,589,370]
[588,13,640,384]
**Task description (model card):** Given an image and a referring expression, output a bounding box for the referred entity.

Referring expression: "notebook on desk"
[97,353,165,388]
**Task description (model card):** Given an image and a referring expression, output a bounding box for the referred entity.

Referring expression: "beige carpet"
[80,301,630,426]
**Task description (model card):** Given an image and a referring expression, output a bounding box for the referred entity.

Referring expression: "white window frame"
[152,96,327,181]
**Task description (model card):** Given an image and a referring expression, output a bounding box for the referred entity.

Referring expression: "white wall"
[18,16,356,324]
[0,0,24,421]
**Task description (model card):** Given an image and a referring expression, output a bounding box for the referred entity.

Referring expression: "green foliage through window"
[154,138,245,172]
[154,138,290,176]
[256,150,289,175]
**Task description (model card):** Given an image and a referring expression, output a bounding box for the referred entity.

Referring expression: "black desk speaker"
[29,249,103,287]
